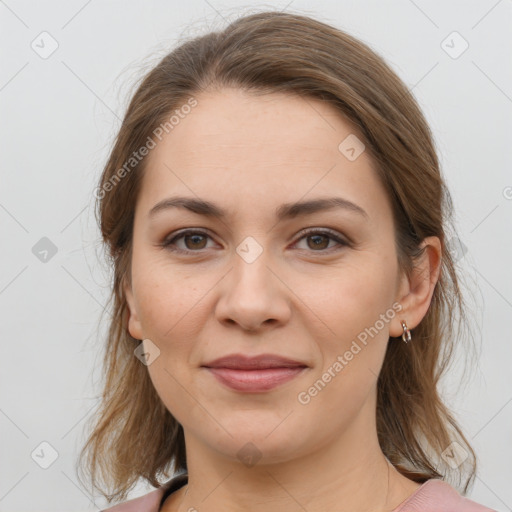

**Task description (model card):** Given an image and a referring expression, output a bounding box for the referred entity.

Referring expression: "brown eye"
[182,233,208,250]
[161,230,213,253]
[306,234,330,250]
[295,229,349,253]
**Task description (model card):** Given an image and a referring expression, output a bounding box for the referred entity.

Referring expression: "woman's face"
[124,88,410,465]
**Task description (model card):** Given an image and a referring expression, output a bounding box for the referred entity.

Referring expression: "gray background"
[1,0,511,510]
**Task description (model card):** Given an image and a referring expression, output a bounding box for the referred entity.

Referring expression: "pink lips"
[201,353,308,392]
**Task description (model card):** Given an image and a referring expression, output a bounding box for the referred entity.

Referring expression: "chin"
[200,415,307,465]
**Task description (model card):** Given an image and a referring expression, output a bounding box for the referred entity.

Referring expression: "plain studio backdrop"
[1,1,511,511]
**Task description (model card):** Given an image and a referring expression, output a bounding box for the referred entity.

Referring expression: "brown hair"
[77,10,479,504]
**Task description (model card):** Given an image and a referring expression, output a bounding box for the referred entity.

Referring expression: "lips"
[201,354,308,392]
[201,353,308,370]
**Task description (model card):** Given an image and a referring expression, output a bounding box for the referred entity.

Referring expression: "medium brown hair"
[78,10,479,504]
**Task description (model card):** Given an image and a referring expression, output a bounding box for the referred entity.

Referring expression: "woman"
[78,10,496,512]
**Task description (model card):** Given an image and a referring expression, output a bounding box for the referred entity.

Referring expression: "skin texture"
[124,88,442,512]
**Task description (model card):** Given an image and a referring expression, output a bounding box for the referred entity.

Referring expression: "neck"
[168,405,417,512]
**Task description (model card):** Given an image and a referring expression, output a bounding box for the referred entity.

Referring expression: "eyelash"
[160,228,350,255]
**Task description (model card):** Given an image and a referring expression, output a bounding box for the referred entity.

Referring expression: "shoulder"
[100,487,165,512]
[100,474,186,512]
[394,478,497,512]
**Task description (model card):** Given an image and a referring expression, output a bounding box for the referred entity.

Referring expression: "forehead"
[136,88,391,227]
[154,88,364,161]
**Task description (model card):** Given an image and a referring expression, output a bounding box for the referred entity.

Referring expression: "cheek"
[137,282,204,426]
[132,266,208,367]
[146,358,200,432]
[321,259,396,336]
[314,260,396,393]
[133,259,201,335]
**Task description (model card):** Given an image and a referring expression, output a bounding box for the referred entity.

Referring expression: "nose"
[214,251,292,333]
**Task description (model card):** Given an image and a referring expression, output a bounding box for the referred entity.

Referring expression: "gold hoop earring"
[401,321,411,343]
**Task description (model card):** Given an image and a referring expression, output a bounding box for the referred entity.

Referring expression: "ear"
[389,236,442,338]
[123,275,144,340]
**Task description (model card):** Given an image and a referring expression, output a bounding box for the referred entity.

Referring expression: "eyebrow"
[148,196,369,221]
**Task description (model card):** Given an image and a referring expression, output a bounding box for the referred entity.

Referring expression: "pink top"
[101,474,497,512]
